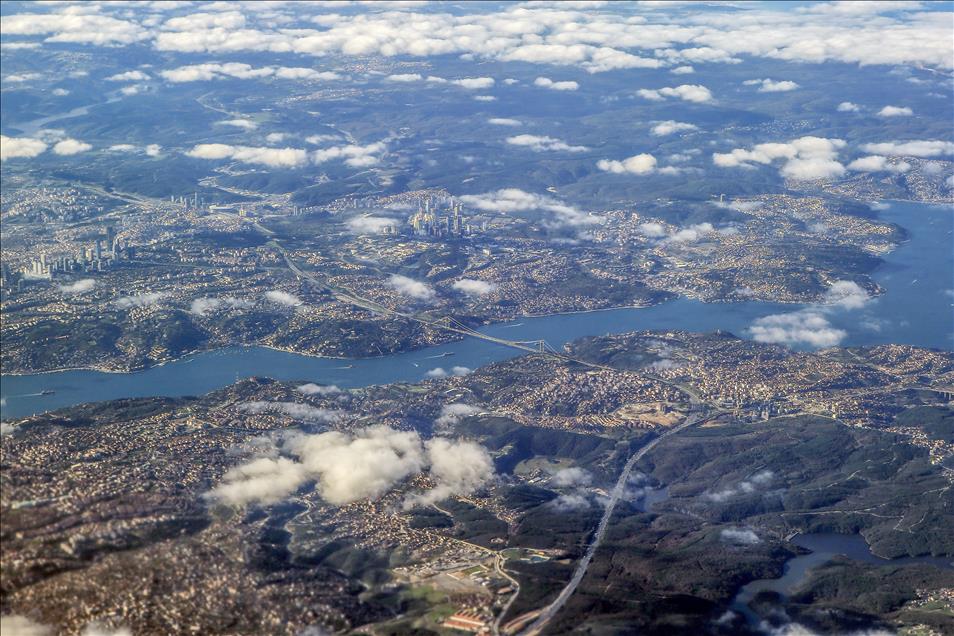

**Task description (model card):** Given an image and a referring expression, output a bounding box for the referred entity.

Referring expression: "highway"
[271,238,615,365]
[269,234,714,636]
[516,396,707,636]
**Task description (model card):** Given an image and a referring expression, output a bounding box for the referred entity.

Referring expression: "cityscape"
[1,2,952,636]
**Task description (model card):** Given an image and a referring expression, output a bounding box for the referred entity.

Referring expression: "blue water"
[2,201,951,420]
[731,532,953,625]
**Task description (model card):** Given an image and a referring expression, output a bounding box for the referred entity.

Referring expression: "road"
[264,223,712,635]
[269,237,619,364]
[517,397,707,636]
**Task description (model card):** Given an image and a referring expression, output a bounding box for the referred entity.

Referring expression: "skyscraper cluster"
[408,196,474,238]
[15,225,132,283]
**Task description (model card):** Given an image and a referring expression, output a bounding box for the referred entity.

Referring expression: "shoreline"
[0,284,894,379]
[0,197,943,380]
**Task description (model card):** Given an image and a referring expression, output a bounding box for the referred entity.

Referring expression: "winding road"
[516,397,707,636]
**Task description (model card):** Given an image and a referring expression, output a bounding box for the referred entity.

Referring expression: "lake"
[2,200,951,420]
[730,532,954,625]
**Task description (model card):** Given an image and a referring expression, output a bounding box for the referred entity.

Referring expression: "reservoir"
[2,200,951,420]
[730,532,954,625]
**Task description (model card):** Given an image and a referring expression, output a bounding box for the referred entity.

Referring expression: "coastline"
[2,196,945,380]
[0,284,883,378]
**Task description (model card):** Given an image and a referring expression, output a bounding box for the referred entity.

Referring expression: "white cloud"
[274,67,340,81]
[190,296,253,316]
[210,425,493,508]
[7,2,952,77]
[860,140,954,157]
[388,274,435,301]
[637,84,713,103]
[459,188,597,227]
[52,88,70,96]
[237,401,343,423]
[452,279,498,296]
[657,45,742,65]
[637,222,667,238]
[265,133,287,143]
[534,76,579,91]
[106,70,149,81]
[550,467,592,487]
[837,101,860,112]
[265,290,302,307]
[749,310,846,348]
[746,279,873,347]
[115,292,166,309]
[407,437,494,506]
[847,155,911,173]
[311,141,386,167]
[1,42,41,51]
[877,105,913,117]
[665,222,716,243]
[435,403,482,427]
[160,63,340,83]
[220,118,258,130]
[162,11,248,33]
[713,136,846,181]
[506,134,588,153]
[385,73,423,82]
[385,74,492,90]
[550,493,591,511]
[52,138,92,156]
[800,1,926,15]
[426,366,472,379]
[0,135,47,161]
[823,280,870,309]
[715,199,762,213]
[209,456,309,507]
[0,614,52,636]
[120,84,143,96]
[108,143,161,156]
[296,383,341,396]
[58,279,96,294]
[706,470,775,502]
[347,215,394,234]
[650,120,697,136]
[186,143,309,168]
[743,78,799,92]
[3,72,42,82]
[670,65,695,74]
[488,117,522,126]
[452,77,495,90]
[597,153,657,175]
[720,527,761,545]
[1,11,148,46]
[473,94,496,102]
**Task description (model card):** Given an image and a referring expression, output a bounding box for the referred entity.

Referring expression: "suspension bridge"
[274,241,603,367]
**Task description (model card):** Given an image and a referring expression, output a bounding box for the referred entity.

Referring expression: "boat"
[40,390,55,396]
